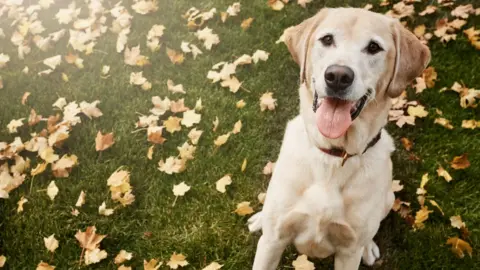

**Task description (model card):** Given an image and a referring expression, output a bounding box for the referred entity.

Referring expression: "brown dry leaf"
[419,5,437,16]
[232,120,242,134]
[241,18,254,30]
[268,0,285,11]
[437,166,453,182]
[144,259,163,270]
[95,131,115,151]
[164,116,182,133]
[241,158,247,172]
[37,261,55,270]
[216,175,232,193]
[386,2,415,19]
[28,109,42,126]
[414,206,433,230]
[158,157,185,174]
[451,4,474,19]
[17,196,28,213]
[429,200,444,216]
[422,67,437,88]
[400,137,413,151]
[118,265,131,270]
[450,215,466,229]
[202,262,223,270]
[31,162,48,176]
[167,252,189,269]
[21,92,31,105]
[167,79,186,94]
[434,118,454,129]
[214,133,231,147]
[188,128,203,145]
[170,99,189,113]
[75,226,106,251]
[451,154,470,170]
[260,92,277,111]
[147,126,167,144]
[236,100,246,109]
[234,201,254,216]
[114,250,133,264]
[446,237,472,258]
[292,254,315,270]
[147,145,154,160]
[461,120,480,129]
[413,25,426,38]
[166,48,184,65]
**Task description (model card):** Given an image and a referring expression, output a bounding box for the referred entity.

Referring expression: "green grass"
[1,0,479,269]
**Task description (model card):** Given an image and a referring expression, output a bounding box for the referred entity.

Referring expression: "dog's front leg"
[252,235,288,270]
[334,248,363,270]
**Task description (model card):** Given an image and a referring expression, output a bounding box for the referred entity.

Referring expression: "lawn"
[0,0,479,269]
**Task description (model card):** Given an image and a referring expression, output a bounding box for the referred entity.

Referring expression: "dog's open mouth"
[314,89,371,139]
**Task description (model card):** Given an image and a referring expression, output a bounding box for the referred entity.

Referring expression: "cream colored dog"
[248,8,430,270]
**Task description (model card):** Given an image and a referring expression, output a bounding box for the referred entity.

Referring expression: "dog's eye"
[365,41,383,54]
[320,34,334,46]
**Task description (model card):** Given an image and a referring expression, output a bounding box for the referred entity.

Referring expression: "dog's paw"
[248,212,263,233]
[362,241,380,266]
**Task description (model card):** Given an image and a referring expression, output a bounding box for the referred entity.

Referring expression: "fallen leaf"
[130,71,147,86]
[21,92,31,105]
[392,180,404,192]
[118,265,131,270]
[216,175,232,193]
[114,250,133,264]
[195,27,220,50]
[419,5,437,16]
[95,131,115,151]
[158,157,185,174]
[0,255,5,267]
[451,154,470,170]
[429,200,444,216]
[47,181,59,201]
[220,76,242,93]
[252,50,269,63]
[36,261,55,270]
[260,92,277,111]
[43,55,62,69]
[214,133,231,147]
[232,120,242,134]
[17,196,28,213]
[212,117,219,132]
[414,77,426,93]
[0,53,10,68]
[241,158,247,172]
[144,259,163,270]
[71,208,80,216]
[75,226,106,251]
[258,192,266,204]
[85,248,108,265]
[132,0,158,15]
[164,116,182,133]
[147,145,154,160]
[202,262,223,270]
[98,202,114,216]
[188,128,203,145]
[181,110,201,127]
[292,254,314,270]
[400,137,413,151]
[31,162,47,176]
[268,0,285,11]
[414,206,433,230]
[434,118,454,129]
[263,161,275,175]
[44,234,59,253]
[173,182,190,197]
[236,100,246,108]
[76,191,86,207]
[7,118,25,133]
[241,18,254,30]
[450,215,466,229]
[167,79,186,94]
[451,4,474,19]
[407,105,428,118]
[446,237,472,258]
[166,48,184,65]
[147,126,166,144]
[437,166,453,182]
[177,142,196,160]
[167,253,189,269]
[461,120,479,129]
[234,201,254,216]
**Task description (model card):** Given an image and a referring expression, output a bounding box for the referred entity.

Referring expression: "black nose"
[324,65,354,91]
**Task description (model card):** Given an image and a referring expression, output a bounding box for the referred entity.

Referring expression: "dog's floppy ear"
[327,221,357,247]
[284,9,329,77]
[387,21,431,98]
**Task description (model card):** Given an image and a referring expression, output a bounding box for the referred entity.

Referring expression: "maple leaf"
[80,100,103,119]
[40,147,59,164]
[414,206,433,230]
[76,191,86,207]
[263,161,275,175]
[419,5,437,16]
[98,202,114,216]
[434,118,454,129]
[47,181,59,201]
[407,105,428,118]
[437,166,453,182]
[450,215,466,229]
[461,119,480,129]
[241,18,254,31]
[167,79,185,94]
[17,196,28,213]
[158,157,185,174]
[85,248,108,265]
[167,252,189,269]
[31,162,47,176]
[220,76,242,93]
[43,55,62,70]
[147,126,167,144]
[7,118,25,133]
[151,96,171,116]
[144,259,163,270]
[181,110,201,127]
[414,77,426,94]
[292,254,314,270]
[75,226,106,251]
[202,262,223,270]
[188,128,203,145]
[115,250,133,264]
[0,53,10,68]
[232,120,242,134]
[95,131,115,152]
[400,137,413,151]
[130,71,147,86]
[216,175,232,193]
[214,133,231,147]
[166,48,184,65]
[451,4,474,19]
[164,116,182,133]
[386,2,415,19]
[236,100,246,108]
[392,180,404,192]
[451,154,470,170]
[252,50,269,63]
[132,0,158,14]
[260,92,277,111]
[52,154,78,178]
[118,265,132,270]
[173,182,191,197]
[37,261,55,270]
[446,237,472,258]
[44,234,59,253]
[195,27,220,50]
[170,98,189,114]
[177,142,196,160]
[268,0,285,11]
[234,201,254,216]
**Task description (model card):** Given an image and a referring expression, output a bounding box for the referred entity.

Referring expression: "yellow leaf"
[216,175,232,193]
[61,73,69,82]
[446,237,472,258]
[450,215,466,229]
[177,142,196,160]
[95,131,115,151]
[188,128,203,145]
[43,234,59,253]
[292,254,314,270]
[147,126,167,145]
[85,248,108,265]
[260,92,276,111]
[268,0,285,11]
[437,166,453,182]
[257,192,266,204]
[451,154,470,170]
[147,145,154,160]
[0,255,6,267]
[241,18,254,30]
[241,158,247,172]
[164,116,182,133]
[214,133,231,147]
[166,48,184,65]
[461,120,479,129]
[429,200,444,216]
[144,259,163,270]
[434,118,453,129]
[173,182,190,197]
[75,191,86,207]
[167,252,189,269]
[98,202,114,216]
[391,180,403,192]
[407,105,428,118]
[414,25,426,38]
[220,76,242,93]
[181,110,201,127]
[21,92,31,105]
[232,120,242,134]
[234,201,254,216]
[414,206,433,230]
[114,250,133,264]
[158,157,185,174]
[74,226,106,251]
[202,262,223,270]
[36,261,55,270]
[17,196,28,213]
[236,100,246,109]
[400,137,413,151]
[47,181,59,201]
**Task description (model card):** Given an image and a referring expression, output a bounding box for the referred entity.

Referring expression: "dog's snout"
[324,65,354,91]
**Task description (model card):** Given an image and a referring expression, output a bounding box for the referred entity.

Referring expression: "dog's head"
[285,8,430,140]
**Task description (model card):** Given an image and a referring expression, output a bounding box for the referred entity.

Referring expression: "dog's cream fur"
[248,8,430,270]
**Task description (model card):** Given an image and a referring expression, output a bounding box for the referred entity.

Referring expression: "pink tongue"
[316,97,354,139]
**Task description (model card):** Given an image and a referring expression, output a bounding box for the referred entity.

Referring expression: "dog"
[248,8,430,270]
